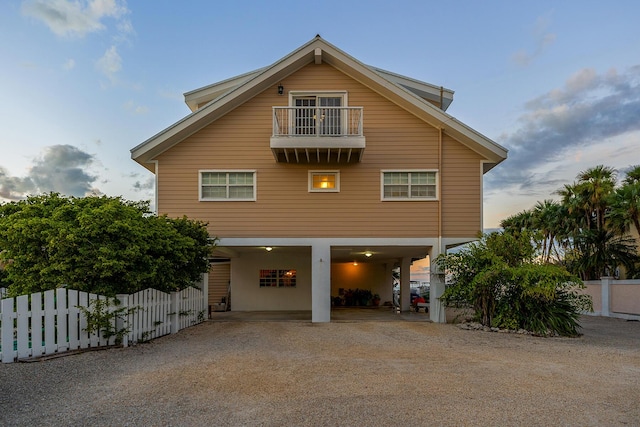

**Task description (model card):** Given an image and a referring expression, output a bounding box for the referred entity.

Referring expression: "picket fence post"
[1,297,15,363]
[170,291,180,334]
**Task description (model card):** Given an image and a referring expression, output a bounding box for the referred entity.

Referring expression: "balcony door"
[293,95,342,135]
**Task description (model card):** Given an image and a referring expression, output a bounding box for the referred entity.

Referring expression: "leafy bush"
[0,193,214,297]
[436,232,592,337]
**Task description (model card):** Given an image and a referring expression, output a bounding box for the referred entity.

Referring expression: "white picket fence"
[0,286,206,363]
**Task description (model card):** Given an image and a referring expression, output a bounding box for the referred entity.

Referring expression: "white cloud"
[511,13,557,67]
[123,100,149,115]
[22,0,129,38]
[63,58,76,70]
[96,45,122,81]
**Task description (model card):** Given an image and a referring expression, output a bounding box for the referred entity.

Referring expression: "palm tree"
[566,229,639,280]
[575,165,617,231]
[532,200,562,263]
[607,184,640,237]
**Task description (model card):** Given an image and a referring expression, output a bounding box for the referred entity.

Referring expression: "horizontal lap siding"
[157,63,481,238]
[441,134,483,236]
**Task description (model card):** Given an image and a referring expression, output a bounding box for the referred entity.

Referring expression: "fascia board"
[183,67,266,112]
[370,67,455,110]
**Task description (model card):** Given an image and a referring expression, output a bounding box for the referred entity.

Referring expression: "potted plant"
[371,294,381,306]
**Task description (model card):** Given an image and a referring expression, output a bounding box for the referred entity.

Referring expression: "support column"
[601,276,612,317]
[312,243,331,322]
[385,262,396,309]
[400,257,412,312]
[429,248,446,323]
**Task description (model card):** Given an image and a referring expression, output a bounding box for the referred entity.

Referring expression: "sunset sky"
[1,1,639,236]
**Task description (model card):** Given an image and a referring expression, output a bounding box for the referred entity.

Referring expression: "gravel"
[1,315,639,426]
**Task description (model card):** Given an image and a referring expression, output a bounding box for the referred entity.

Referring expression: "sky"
[1,0,640,235]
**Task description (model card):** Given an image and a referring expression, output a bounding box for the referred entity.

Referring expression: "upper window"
[309,170,340,192]
[200,170,256,201]
[381,171,437,200]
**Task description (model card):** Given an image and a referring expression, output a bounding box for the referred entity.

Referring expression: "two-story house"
[131,36,507,322]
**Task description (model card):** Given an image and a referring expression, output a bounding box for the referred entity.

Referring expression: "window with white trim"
[381,171,437,200]
[259,269,297,287]
[200,170,256,201]
[309,170,340,192]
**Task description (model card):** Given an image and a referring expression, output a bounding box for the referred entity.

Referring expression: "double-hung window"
[381,170,437,200]
[200,170,256,201]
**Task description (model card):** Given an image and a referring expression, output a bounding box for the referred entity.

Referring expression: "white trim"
[288,90,348,106]
[308,170,340,192]
[199,169,257,201]
[152,160,159,215]
[380,169,439,201]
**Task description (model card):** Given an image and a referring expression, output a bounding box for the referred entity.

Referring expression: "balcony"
[270,106,365,163]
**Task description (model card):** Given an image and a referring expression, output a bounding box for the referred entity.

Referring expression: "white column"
[400,257,412,312]
[601,276,612,317]
[200,273,209,318]
[385,262,395,308]
[429,248,446,323]
[312,243,331,322]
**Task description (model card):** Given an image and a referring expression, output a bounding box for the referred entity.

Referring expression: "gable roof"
[183,65,455,113]
[131,36,507,172]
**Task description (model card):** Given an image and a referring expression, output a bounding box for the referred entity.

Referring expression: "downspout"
[438,127,443,256]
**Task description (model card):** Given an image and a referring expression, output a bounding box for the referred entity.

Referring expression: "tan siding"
[157,63,483,238]
[441,135,483,237]
[208,263,230,307]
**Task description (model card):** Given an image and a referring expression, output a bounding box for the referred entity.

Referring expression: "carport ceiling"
[212,245,428,263]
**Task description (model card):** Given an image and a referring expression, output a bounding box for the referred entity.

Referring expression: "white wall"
[331,262,389,302]
[231,249,312,311]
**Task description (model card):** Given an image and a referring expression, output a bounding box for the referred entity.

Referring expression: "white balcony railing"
[272,107,363,137]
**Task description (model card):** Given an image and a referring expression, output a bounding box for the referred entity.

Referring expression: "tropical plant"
[436,232,591,336]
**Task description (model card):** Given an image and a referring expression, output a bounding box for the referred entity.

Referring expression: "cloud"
[123,99,149,115]
[0,145,97,200]
[132,175,154,192]
[96,45,122,81]
[511,14,557,67]
[62,58,76,70]
[22,0,129,38]
[487,65,640,197]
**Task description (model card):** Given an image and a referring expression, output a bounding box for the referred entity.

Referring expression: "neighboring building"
[131,36,507,322]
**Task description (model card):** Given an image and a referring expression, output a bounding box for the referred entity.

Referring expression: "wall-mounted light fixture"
[277,84,284,95]
[265,246,273,252]
[353,260,358,266]
[364,251,373,258]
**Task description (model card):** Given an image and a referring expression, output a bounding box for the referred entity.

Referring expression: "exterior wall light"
[364,251,373,258]
[277,84,284,95]
[265,246,273,252]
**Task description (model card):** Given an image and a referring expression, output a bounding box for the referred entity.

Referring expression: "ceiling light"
[265,246,273,252]
[364,251,372,257]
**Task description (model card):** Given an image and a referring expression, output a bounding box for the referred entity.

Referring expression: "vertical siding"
[157,63,483,238]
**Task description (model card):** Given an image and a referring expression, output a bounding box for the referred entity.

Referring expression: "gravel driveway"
[1,315,639,426]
